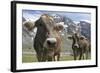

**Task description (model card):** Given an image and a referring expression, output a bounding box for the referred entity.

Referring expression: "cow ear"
[68,36,72,40]
[23,21,35,31]
[80,36,85,40]
[55,24,64,31]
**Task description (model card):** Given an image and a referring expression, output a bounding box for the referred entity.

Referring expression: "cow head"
[68,32,87,49]
[23,14,64,61]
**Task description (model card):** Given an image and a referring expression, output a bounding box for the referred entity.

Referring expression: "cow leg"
[42,48,47,61]
[86,50,89,59]
[82,53,85,60]
[35,49,44,62]
[36,52,42,62]
[79,54,82,60]
[42,55,47,61]
[79,51,83,60]
[73,50,77,60]
[48,57,53,61]
[42,56,47,61]
[53,55,56,61]
[57,53,60,61]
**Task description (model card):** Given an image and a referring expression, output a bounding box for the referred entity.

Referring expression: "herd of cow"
[23,14,91,62]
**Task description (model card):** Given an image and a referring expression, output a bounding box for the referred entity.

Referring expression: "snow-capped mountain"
[78,21,91,40]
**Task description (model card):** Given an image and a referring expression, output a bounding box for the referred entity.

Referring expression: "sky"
[22,10,91,23]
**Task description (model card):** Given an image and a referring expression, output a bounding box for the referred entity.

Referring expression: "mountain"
[50,14,77,34]
[78,21,91,40]
[22,17,26,22]
[50,14,63,23]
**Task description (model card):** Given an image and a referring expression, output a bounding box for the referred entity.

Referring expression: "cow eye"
[46,32,50,37]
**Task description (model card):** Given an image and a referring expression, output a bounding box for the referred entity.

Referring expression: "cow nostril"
[47,40,56,46]
[73,44,79,48]
[47,40,51,45]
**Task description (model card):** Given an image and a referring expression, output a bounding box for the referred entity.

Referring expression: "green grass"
[22,54,73,63]
[22,53,91,63]
[22,54,37,63]
[60,55,73,61]
[22,47,91,63]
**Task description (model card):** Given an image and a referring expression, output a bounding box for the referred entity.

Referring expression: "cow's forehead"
[72,33,78,38]
[41,14,54,20]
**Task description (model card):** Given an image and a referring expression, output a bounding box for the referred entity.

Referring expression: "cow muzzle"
[46,38,57,48]
[73,44,79,48]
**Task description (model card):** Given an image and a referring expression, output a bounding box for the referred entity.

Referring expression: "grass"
[22,54,37,63]
[22,53,91,63]
[22,54,73,63]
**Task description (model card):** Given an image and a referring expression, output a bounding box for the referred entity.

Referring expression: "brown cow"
[43,24,63,61]
[68,33,90,60]
[24,14,63,62]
